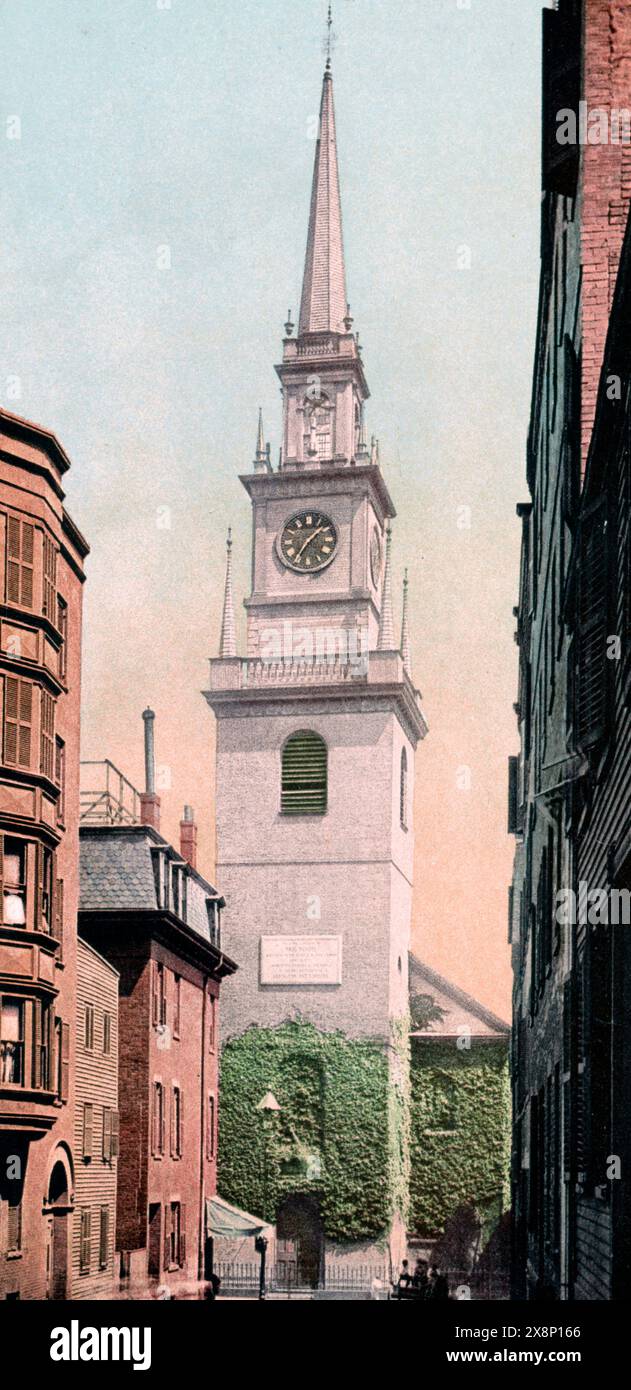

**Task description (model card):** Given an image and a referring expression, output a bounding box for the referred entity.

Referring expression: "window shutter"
[6,519,34,608]
[83,1102,93,1158]
[99,1207,109,1269]
[0,835,4,909]
[80,1210,92,1272]
[111,1110,120,1159]
[40,689,55,780]
[151,961,159,1027]
[7,1199,22,1253]
[577,499,609,747]
[6,517,21,604]
[170,1089,176,1158]
[103,1107,112,1161]
[60,1022,70,1101]
[42,536,57,619]
[4,676,32,767]
[180,1204,186,1267]
[34,841,44,933]
[179,1090,184,1158]
[164,1211,170,1270]
[281,732,327,814]
[54,879,64,955]
[507,756,520,834]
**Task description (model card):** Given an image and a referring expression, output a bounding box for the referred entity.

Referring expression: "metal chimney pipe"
[142,707,156,795]
[140,708,161,833]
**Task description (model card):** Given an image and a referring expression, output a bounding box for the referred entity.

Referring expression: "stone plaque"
[260,934,342,985]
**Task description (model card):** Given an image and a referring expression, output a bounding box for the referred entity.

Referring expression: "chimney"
[179,804,197,871]
[140,707,161,833]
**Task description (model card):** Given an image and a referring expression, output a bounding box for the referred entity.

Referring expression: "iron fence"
[214,1259,510,1300]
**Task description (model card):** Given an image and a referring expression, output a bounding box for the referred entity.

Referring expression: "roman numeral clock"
[277,512,338,573]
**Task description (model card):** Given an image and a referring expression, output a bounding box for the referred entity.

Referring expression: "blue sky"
[1,0,545,1011]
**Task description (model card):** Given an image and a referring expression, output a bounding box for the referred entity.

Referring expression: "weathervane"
[324,4,335,70]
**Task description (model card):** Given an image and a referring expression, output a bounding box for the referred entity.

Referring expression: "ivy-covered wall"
[218,1019,409,1244]
[409,1038,511,1247]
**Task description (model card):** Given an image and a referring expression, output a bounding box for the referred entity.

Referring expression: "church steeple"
[298,63,348,336]
[277,57,370,471]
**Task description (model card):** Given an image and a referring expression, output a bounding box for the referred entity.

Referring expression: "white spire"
[219,528,237,658]
[254,408,271,473]
[401,568,412,676]
[298,64,348,335]
[377,524,395,650]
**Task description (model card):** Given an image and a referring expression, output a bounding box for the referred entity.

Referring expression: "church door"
[276,1194,324,1289]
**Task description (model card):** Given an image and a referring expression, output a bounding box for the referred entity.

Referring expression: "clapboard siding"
[71,938,119,1299]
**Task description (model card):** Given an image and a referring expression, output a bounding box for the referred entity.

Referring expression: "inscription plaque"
[260,934,342,985]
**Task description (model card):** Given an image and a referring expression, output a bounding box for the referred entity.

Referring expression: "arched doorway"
[276,1193,324,1289]
[46,1156,72,1300]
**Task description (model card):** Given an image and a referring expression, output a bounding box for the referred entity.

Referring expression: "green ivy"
[218,1022,509,1248]
[409,1038,510,1241]
[218,1019,409,1243]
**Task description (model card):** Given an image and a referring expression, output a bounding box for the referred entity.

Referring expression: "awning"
[206,1195,271,1238]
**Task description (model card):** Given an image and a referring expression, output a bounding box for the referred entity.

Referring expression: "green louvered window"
[281,732,327,815]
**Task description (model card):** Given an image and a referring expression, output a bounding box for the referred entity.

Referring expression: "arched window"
[304,394,332,460]
[400,747,408,829]
[281,732,327,815]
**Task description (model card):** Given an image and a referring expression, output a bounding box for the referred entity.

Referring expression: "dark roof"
[79,823,220,947]
[409,953,510,1037]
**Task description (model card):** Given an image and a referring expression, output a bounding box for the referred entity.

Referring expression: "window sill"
[5,1251,23,1262]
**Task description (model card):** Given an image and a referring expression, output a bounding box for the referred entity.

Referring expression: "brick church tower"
[205,55,427,1277]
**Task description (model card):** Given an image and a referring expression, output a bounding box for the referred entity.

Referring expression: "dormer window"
[151,850,170,910]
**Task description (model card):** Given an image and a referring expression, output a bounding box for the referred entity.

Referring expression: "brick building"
[0,407,88,1300]
[509,0,631,1300]
[71,937,119,1298]
[78,717,236,1296]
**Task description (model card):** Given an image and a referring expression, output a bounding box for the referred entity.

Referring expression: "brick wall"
[581,1,631,463]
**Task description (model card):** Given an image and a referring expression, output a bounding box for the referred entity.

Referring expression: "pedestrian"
[412,1258,429,1298]
[395,1259,413,1299]
[426,1264,449,1300]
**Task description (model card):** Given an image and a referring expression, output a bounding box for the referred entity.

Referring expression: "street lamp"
[255,1091,281,1300]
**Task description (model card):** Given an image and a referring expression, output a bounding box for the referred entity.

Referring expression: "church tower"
[205,52,427,1276]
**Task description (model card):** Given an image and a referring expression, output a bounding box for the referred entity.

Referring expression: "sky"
[0,0,546,1017]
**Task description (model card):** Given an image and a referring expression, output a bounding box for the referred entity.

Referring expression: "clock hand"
[295,525,325,561]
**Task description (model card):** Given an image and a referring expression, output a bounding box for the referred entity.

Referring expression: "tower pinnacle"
[401,568,412,676]
[298,60,347,336]
[219,528,237,658]
[377,524,395,650]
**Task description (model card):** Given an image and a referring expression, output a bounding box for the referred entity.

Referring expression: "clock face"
[370,527,382,587]
[277,511,338,573]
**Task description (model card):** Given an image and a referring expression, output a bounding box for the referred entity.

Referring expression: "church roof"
[298,67,348,336]
[409,953,510,1038]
